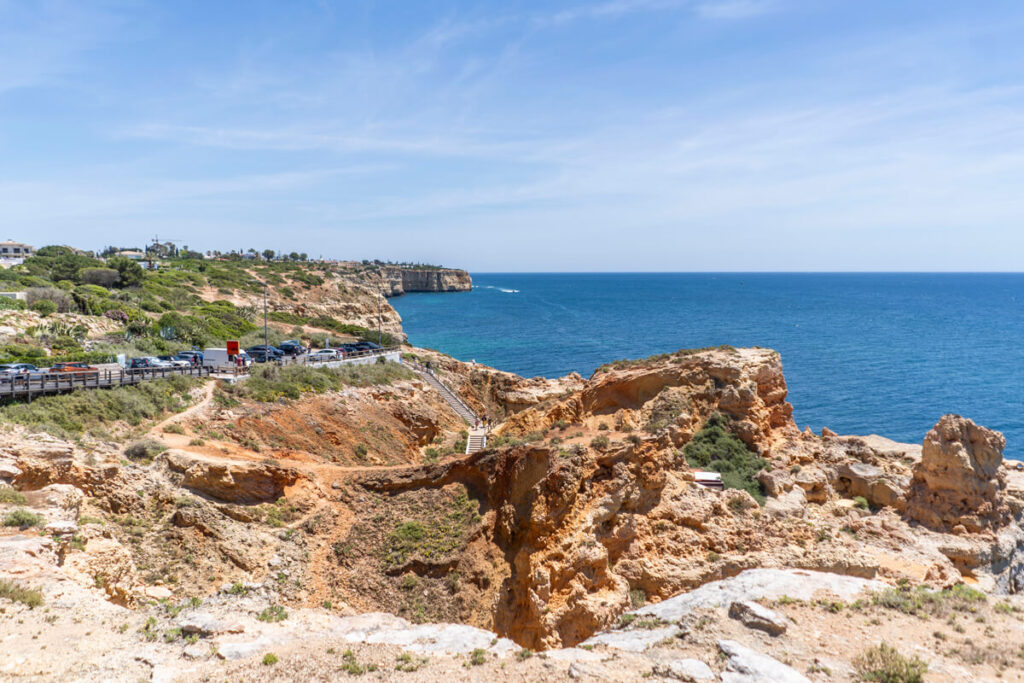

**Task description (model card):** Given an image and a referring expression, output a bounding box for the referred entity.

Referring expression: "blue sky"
[2,1,1023,271]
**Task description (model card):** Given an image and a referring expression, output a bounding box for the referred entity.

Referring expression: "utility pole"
[378,295,382,345]
[263,282,269,348]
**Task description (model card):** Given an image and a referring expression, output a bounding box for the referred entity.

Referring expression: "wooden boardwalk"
[0,346,405,402]
[0,366,212,401]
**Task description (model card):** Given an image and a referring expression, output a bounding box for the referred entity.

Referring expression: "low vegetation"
[124,439,169,465]
[0,375,199,438]
[382,488,481,570]
[683,412,767,503]
[0,488,27,505]
[2,509,42,528]
[596,345,739,372]
[222,363,414,403]
[871,581,986,617]
[0,579,44,607]
[853,642,927,683]
[258,604,288,622]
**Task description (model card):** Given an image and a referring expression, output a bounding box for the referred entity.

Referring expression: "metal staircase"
[407,361,488,454]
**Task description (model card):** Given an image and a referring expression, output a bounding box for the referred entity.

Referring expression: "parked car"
[245,345,284,359]
[174,351,204,366]
[278,341,305,356]
[49,362,99,374]
[0,363,39,380]
[128,357,171,372]
[157,355,191,368]
[0,363,39,374]
[352,341,382,351]
[247,349,278,363]
[307,349,340,362]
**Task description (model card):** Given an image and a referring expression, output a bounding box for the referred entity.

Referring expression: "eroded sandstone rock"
[906,415,1011,532]
[161,450,300,504]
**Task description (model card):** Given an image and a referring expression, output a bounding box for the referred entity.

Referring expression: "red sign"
[226,340,240,355]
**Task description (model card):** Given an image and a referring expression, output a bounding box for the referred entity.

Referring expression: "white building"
[115,250,146,261]
[0,240,34,268]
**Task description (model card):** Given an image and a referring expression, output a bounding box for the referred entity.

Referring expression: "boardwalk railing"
[0,346,400,401]
[0,365,212,401]
[302,346,402,365]
[405,359,481,424]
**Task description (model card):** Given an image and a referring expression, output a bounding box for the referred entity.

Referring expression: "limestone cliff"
[377,267,473,296]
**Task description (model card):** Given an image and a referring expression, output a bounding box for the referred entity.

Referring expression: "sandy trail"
[147,379,472,480]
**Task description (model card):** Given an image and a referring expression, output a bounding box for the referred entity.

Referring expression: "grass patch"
[383,489,481,570]
[223,362,413,403]
[0,488,27,505]
[0,375,200,438]
[872,582,986,617]
[258,604,288,622]
[0,579,43,607]
[683,413,767,503]
[395,652,429,672]
[853,642,927,682]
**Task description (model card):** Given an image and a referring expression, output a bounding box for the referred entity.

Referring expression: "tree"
[288,252,300,261]
[262,249,276,261]
[106,257,144,288]
[79,268,120,288]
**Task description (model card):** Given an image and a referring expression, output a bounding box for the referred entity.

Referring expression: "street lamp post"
[263,283,268,349]
[378,295,382,345]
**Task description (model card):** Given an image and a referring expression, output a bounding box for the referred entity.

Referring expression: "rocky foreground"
[2,346,1024,681]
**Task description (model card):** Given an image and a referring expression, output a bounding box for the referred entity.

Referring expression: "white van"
[203,348,251,370]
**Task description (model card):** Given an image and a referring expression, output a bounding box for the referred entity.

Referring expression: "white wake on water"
[476,285,520,293]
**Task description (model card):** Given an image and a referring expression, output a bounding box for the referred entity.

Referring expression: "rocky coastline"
[1,344,1023,681]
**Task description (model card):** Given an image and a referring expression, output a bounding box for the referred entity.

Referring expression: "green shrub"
[683,413,767,504]
[0,579,43,607]
[262,652,278,666]
[590,435,610,450]
[3,508,42,528]
[258,605,288,622]
[124,439,168,465]
[469,648,486,666]
[0,297,25,310]
[854,496,870,510]
[853,642,927,683]
[0,487,27,504]
[30,299,57,316]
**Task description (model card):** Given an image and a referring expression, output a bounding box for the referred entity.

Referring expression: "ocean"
[390,273,1024,456]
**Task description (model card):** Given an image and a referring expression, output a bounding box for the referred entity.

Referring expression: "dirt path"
[148,380,218,449]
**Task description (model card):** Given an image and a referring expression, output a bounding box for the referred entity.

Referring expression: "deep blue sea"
[390,274,1024,457]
